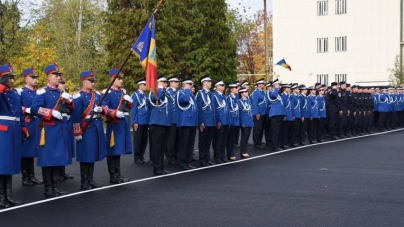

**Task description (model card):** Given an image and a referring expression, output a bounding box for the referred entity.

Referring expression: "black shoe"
[44,189,59,198]
[168,161,179,165]
[317,140,323,143]
[281,145,289,149]
[339,135,345,139]
[191,158,198,162]
[81,182,92,191]
[162,169,171,174]
[290,144,297,148]
[141,159,150,164]
[215,160,223,164]
[188,165,197,169]
[118,176,129,183]
[110,179,121,184]
[207,161,215,166]
[254,145,263,149]
[309,141,316,144]
[299,142,305,146]
[58,173,74,181]
[134,159,144,164]
[89,181,102,188]
[0,197,10,208]
[221,159,228,163]
[200,162,209,167]
[53,188,66,195]
[22,177,34,186]
[272,148,282,152]
[154,170,170,175]
[29,175,43,185]
[330,136,338,140]
[179,166,191,171]
[247,143,252,146]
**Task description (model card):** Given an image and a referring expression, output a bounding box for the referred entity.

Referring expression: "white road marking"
[1,128,403,213]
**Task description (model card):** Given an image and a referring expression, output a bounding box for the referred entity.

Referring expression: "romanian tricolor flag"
[276,59,292,71]
[132,14,158,94]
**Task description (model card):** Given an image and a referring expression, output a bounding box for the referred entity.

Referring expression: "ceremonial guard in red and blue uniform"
[18,67,43,186]
[131,78,151,164]
[0,63,25,208]
[103,68,133,184]
[31,63,74,197]
[177,78,198,170]
[72,69,108,190]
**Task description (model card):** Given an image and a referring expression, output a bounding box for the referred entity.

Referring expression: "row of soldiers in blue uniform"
[1,60,404,208]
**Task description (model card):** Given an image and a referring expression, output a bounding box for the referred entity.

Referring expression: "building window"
[317,38,329,53]
[335,74,347,83]
[336,0,347,15]
[335,36,347,52]
[317,1,329,16]
[317,74,329,85]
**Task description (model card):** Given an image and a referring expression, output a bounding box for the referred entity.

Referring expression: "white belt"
[62,113,69,117]
[85,114,101,119]
[123,112,129,116]
[0,116,20,122]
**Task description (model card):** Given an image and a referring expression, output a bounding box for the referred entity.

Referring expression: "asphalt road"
[1,129,403,227]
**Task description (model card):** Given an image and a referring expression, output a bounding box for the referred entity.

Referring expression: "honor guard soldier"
[290,83,302,147]
[177,77,198,170]
[0,63,25,207]
[337,81,348,138]
[268,79,285,151]
[166,75,180,165]
[149,75,171,175]
[131,78,150,164]
[264,82,273,146]
[317,87,327,142]
[72,69,108,190]
[57,74,75,181]
[299,85,310,145]
[196,75,216,166]
[328,82,340,140]
[103,68,133,184]
[307,86,319,144]
[18,67,43,186]
[373,88,380,127]
[251,79,267,148]
[345,84,355,137]
[238,87,253,158]
[31,62,73,197]
[392,88,400,129]
[226,82,240,161]
[212,79,230,164]
[280,84,292,149]
[377,88,389,131]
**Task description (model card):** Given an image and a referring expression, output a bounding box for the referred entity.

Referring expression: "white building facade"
[273,0,402,87]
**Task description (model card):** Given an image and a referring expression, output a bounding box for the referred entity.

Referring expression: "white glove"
[94,105,103,113]
[52,110,63,120]
[116,111,124,118]
[25,108,31,114]
[74,135,82,142]
[124,95,133,103]
[61,93,73,102]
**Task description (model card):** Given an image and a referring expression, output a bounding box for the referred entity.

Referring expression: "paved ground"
[1,129,404,227]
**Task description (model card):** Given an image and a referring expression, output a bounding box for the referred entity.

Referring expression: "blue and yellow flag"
[132,14,158,94]
[276,58,292,71]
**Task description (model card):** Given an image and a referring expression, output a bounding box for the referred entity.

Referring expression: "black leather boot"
[107,157,119,184]
[0,176,11,208]
[80,163,92,190]
[21,158,33,186]
[88,163,101,188]
[28,158,43,185]
[58,166,74,181]
[43,167,58,197]
[52,167,66,195]
[115,156,129,183]
[5,176,21,206]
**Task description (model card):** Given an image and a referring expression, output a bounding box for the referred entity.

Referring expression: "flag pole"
[82,0,168,133]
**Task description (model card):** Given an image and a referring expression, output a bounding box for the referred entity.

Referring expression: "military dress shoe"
[89,181,102,188]
[168,160,179,165]
[272,148,282,152]
[135,159,145,164]
[330,136,338,140]
[118,176,129,183]
[207,161,215,166]
[53,188,66,195]
[281,145,289,149]
[0,197,10,208]
[221,159,228,163]
[58,173,74,181]
[29,176,43,185]
[44,189,59,198]
[200,162,209,167]
[22,177,34,186]
[188,165,197,169]
[215,160,223,164]
[179,166,191,171]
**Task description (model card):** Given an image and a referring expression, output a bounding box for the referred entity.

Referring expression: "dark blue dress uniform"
[337,84,349,138]
[165,77,180,164]
[238,94,254,157]
[327,84,340,139]
[149,80,171,175]
[103,68,133,183]
[18,68,43,186]
[251,81,268,147]
[31,63,73,197]
[212,88,230,164]
[177,86,198,169]
[0,63,26,207]
[307,92,319,143]
[280,90,293,148]
[72,70,108,189]
[196,81,216,166]
[226,90,240,159]
[299,86,310,144]
[268,81,285,151]
[317,93,327,142]
[291,89,302,146]
[131,79,151,164]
